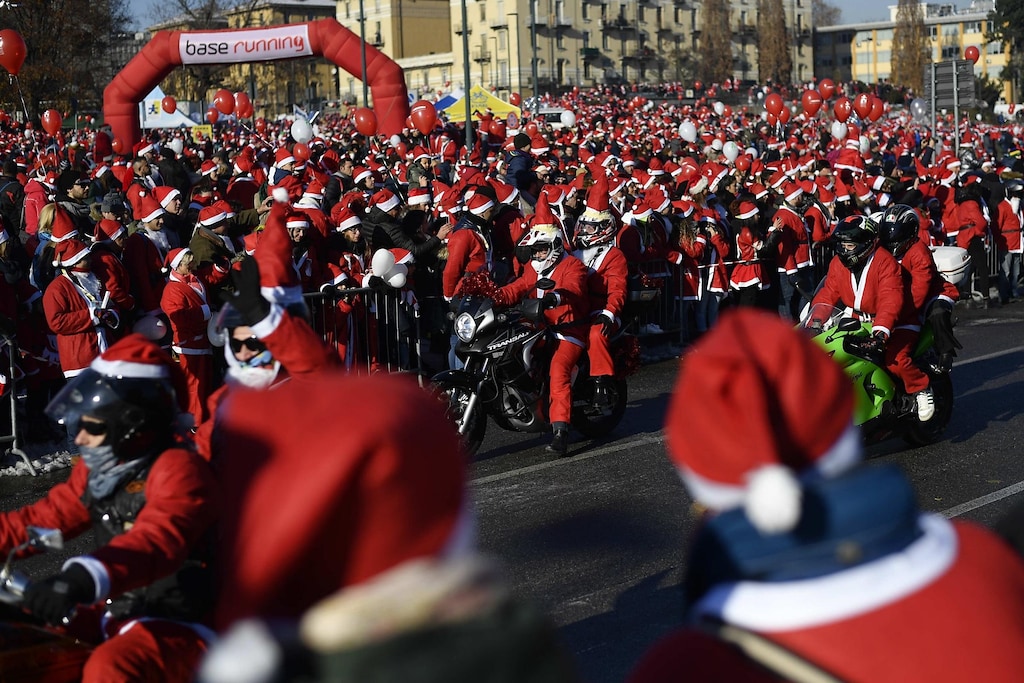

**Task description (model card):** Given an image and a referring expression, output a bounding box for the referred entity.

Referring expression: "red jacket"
[0,448,218,604]
[630,521,1024,683]
[896,240,958,317]
[443,226,491,299]
[90,247,135,313]
[668,235,705,300]
[729,227,768,290]
[123,232,165,315]
[955,199,988,249]
[573,244,628,322]
[161,272,213,355]
[42,273,108,376]
[995,198,1022,253]
[495,253,589,346]
[706,228,730,294]
[812,249,908,337]
[771,206,804,272]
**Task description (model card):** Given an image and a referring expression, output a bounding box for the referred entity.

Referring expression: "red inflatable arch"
[103,18,409,147]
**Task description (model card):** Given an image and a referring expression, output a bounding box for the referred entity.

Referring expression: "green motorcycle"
[801,303,953,446]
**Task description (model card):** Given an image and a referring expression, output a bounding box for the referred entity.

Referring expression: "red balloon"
[161,96,177,114]
[801,89,823,117]
[111,137,126,156]
[234,92,251,117]
[353,107,378,136]
[722,105,732,118]
[694,81,703,91]
[818,78,836,100]
[292,142,310,163]
[410,100,437,135]
[405,116,414,129]
[0,30,27,76]
[525,121,539,137]
[852,93,872,120]
[206,108,220,125]
[237,101,254,119]
[735,154,752,173]
[40,109,62,136]
[833,97,852,123]
[778,106,791,124]
[490,120,506,139]
[767,112,778,126]
[213,89,235,116]
[965,45,980,64]
[509,92,522,107]
[869,96,884,122]
[255,118,267,134]
[764,93,784,116]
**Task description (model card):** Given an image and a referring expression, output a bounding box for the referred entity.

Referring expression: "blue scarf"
[79,444,147,500]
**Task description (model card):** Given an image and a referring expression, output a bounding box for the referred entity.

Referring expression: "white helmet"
[519,223,563,274]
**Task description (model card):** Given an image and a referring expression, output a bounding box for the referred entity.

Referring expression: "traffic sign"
[922,59,976,113]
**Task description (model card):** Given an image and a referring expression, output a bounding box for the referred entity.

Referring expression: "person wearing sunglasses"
[0,334,219,683]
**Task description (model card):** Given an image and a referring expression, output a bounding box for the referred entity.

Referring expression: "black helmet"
[45,369,177,454]
[877,204,919,258]
[831,214,878,269]
[1005,179,1024,198]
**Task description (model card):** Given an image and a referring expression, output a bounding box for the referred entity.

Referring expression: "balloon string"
[12,75,28,123]
[237,120,272,148]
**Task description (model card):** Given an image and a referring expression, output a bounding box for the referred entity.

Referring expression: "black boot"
[592,376,614,409]
[546,421,569,456]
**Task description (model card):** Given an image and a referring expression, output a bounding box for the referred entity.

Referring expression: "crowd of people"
[0,79,1023,679]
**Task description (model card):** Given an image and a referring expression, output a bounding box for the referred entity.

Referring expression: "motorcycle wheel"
[904,371,954,447]
[436,381,487,457]
[572,377,628,438]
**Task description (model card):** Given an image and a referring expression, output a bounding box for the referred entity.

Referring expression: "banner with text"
[179,25,313,65]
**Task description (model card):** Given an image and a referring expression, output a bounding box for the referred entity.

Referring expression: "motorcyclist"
[572,168,628,407]
[0,334,219,682]
[878,204,961,374]
[811,214,935,422]
[494,200,589,456]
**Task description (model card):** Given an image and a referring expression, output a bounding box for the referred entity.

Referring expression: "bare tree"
[812,0,842,27]
[891,0,928,92]
[758,0,793,85]
[698,0,733,85]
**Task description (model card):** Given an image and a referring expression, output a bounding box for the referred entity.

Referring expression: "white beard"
[74,271,102,300]
[145,228,172,257]
[1011,197,1021,214]
[225,363,282,390]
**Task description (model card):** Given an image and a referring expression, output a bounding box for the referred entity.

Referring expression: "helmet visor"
[44,369,118,436]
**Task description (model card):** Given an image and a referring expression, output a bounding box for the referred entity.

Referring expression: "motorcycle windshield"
[800,303,847,337]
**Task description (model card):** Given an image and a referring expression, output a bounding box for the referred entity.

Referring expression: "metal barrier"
[0,336,34,475]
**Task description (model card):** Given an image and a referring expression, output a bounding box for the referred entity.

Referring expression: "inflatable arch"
[103,18,410,147]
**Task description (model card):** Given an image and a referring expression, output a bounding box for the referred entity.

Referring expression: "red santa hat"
[52,237,91,268]
[95,218,126,243]
[285,214,310,231]
[411,145,431,162]
[333,206,362,232]
[153,186,181,209]
[666,309,859,534]
[466,192,494,216]
[735,201,759,220]
[163,247,191,272]
[133,140,154,159]
[372,189,401,213]
[854,179,873,203]
[90,333,174,380]
[644,186,671,214]
[274,147,296,167]
[352,166,373,185]
[139,196,165,224]
[834,178,852,202]
[198,204,228,227]
[490,179,519,205]
[748,182,769,200]
[581,167,612,223]
[530,136,550,155]
[49,205,79,242]
[200,160,217,177]
[528,191,558,230]
[782,181,804,204]
[406,187,431,207]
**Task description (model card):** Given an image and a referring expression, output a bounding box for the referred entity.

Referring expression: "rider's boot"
[546,421,569,456]
[592,376,614,408]
[916,386,935,421]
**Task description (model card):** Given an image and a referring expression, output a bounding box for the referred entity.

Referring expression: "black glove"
[98,308,120,330]
[23,564,95,626]
[535,277,556,291]
[872,330,889,347]
[365,275,386,291]
[597,313,615,337]
[542,292,559,309]
[220,257,270,325]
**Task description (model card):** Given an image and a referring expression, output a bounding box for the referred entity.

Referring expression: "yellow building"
[814,1,1012,101]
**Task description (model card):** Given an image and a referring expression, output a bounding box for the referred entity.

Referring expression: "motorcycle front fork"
[457,357,490,436]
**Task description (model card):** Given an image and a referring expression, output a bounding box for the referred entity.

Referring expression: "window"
[988,41,1003,55]
[557,32,564,49]
[583,30,590,48]
[480,2,486,21]
[638,6,645,22]
[499,29,507,50]
[344,1,350,19]
[875,49,891,63]
[582,3,589,20]
[602,32,609,50]
[441,68,448,84]
[841,56,852,66]
[964,21,981,34]
[584,62,591,79]
[875,29,892,41]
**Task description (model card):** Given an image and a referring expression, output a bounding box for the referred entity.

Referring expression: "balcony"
[554,14,574,27]
[582,0,606,4]
[601,16,637,33]
[528,15,549,28]
[624,46,660,63]
[454,23,470,35]
[472,48,492,63]
[735,22,756,36]
[657,20,675,35]
[489,16,509,30]
[370,33,385,48]
[581,46,603,61]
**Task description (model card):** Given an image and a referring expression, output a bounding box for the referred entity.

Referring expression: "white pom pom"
[271,186,289,204]
[745,465,802,535]
[198,619,281,683]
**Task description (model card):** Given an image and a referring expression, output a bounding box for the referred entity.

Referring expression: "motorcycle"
[0,526,92,682]
[801,302,953,446]
[433,295,634,457]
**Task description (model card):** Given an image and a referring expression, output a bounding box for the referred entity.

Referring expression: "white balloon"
[713,101,725,116]
[167,137,184,156]
[389,133,402,147]
[760,111,769,121]
[560,110,577,127]
[679,121,697,142]
[711,138,723,151]
[722,140,740,162]
[831,120,848,140]
[371,248,396,276]
[386,263,408,289]
[290,118,313,144]
[859,135,870,155]
[745,146,759,159]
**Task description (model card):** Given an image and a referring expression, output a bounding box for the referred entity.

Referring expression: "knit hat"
[90,333,173,380]
[666,309,858,534]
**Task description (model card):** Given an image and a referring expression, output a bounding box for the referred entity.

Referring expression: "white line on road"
[952,345,1024,367]
[940,480,1024,519]
[470,432,666,485]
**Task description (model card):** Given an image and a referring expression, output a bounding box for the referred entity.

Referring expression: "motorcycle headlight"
[454,312,477,342]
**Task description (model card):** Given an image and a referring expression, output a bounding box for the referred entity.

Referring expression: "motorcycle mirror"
[838,318,861,333]
[26,527,63,551]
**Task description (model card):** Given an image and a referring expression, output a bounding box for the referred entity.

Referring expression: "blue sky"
[125,0,913,32]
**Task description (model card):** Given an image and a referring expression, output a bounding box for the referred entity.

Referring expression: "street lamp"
[509,12,523,97]
[359,0,368,106]
[461,0,473,161]
[530,0,539,115]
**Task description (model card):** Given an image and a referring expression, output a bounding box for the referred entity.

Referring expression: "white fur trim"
[375,194,400,213]
[198,619,282,683]
[285,218,309,230]
[271,187,290,204]
[337,214,361,231]
[249,304,284,338]
[63,556,111,603]
[691,514,958,631]
[157,189,181,207]
[91,356,169,379]
[199,210,227,226]
[141,206,165,224]
[168,249,190,271]
[468,198,494,215]
[744,465,802,534]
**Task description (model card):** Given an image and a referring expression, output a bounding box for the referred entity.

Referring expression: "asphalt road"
[2,302,1023,682]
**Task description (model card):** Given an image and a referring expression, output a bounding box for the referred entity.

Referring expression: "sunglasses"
[79,420,108,436]
[229,335,266,354]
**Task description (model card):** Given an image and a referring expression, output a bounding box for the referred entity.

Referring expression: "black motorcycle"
[433,296,633,457]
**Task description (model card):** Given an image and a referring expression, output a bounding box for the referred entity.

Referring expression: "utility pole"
[530,0,540,115]
[359,0,368,106]
[462,0,473,161]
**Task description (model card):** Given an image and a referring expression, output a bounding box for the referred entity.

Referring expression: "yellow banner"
[191,124,213,141]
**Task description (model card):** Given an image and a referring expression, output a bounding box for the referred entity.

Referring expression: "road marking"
[470,432,666,485]
[952,345,1024,367]
[940,480,1024,519]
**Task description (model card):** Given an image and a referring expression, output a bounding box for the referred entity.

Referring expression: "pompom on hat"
[666,309,860,534]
